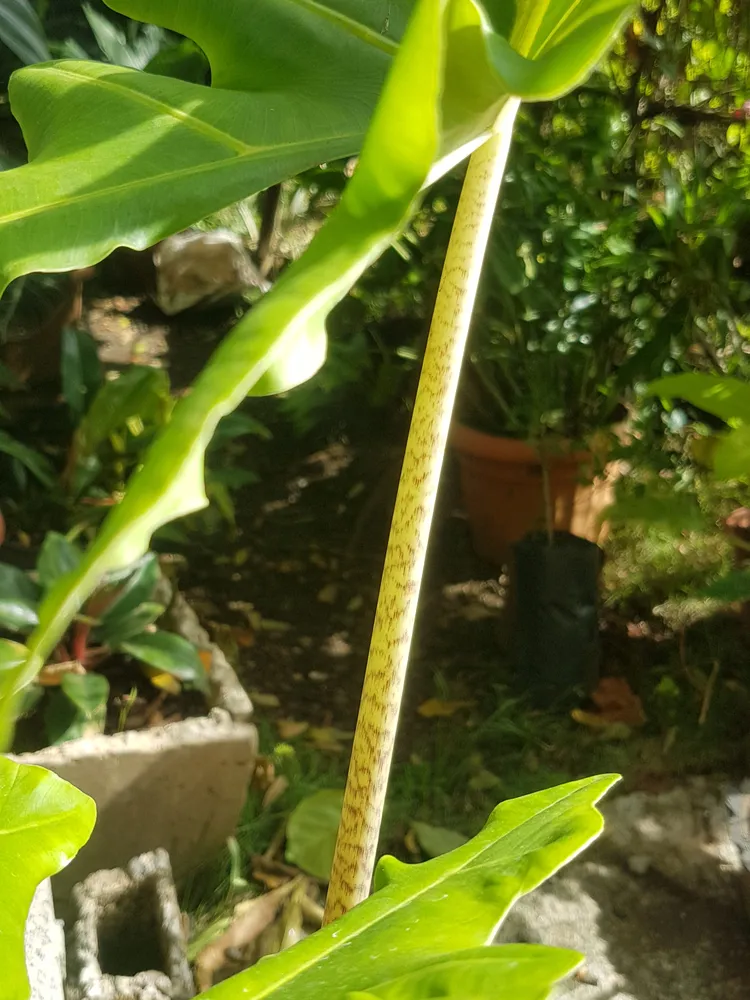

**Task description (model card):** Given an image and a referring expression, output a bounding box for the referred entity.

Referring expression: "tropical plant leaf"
[0,562,40,633]
[0,639,28,747]
[96,601,165,646]
[649,373,750,425]
[602,492,706,533]
[72,366,172,464]
[350,945,582,1000]
[0,0,631,293]
[411,820,469,858]
[286,789,345,880]
[36,532,81,592]
[0,429,56,489]
[9,0,632,719]
[200,775,618,1000]
[61,327,104,420]
[45,671,109,744]
[0,756,95,1000]
[94,553,160,631]
[712,424,750,482]
[0,0,50,66]
[120,630,209,693]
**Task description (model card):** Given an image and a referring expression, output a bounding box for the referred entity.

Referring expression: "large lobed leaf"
[0,756,95,1000]
[200,775,618,1000]
[0,0,632,291]
[0,0,632,718]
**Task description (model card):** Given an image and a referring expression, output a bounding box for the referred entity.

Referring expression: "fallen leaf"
[317,583,338,604]
[277,719,309,740]
[140,662,181,695]
[38,660,86,686]
[306,726,353,753]
[198,649,213,674]
[262,776,290,809]
[417,698,476,719]
[251,757,275,792]
[404,828,420,855]
[585,676,646,727]
[231,627,255,648]
[249,691,281,709]
[411,820,469,858]
[194,880,299,990]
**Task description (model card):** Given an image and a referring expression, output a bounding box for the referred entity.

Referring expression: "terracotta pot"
[452,423,616,564]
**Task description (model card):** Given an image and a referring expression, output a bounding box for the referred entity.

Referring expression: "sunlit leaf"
[0,756,95,1000]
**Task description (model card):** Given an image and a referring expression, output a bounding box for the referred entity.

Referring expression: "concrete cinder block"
[66,849,194,1000]
[16,710,257,899]
[12,587,257,900]
[25,879,65,1000]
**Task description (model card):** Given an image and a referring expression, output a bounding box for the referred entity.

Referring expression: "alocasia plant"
[0,0,633,736]
[0,753,95,1000]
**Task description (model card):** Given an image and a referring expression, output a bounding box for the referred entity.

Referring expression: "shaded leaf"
[0,562,40,633]
[45,671,109,744]
[201,776,618,1000]
[0,430,56,489]
[602,492,705,534]
[94,553,160,636]
[0,756,95,1000]
[0,0,50,66]
[417,698,475,718]
[285,789,344,881]
[61,327,104,419]
[121,630,209,693]
[36,532,81,592]
[698,569,750,603]
[97,601,165,647]
[411,821,469,858]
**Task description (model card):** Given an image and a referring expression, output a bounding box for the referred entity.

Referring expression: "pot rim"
[452,422,592,465]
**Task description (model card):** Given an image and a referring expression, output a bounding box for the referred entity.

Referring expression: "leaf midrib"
[284,0,399,55]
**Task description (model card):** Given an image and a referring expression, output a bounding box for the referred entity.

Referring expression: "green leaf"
[0,756,95,1000]
[0,562,40,633]
[0,429,56,489]
[17,0,632,707]
[712,425,750,482]
[95,553,160,633]
[286,789,344,881]
[350,945,581,1000]
[36,532,82,592]
[0,639,29,748]
[0,0,50,66]
[201,776,618,1000]
[45,672,109,744]
[649,374,750,425]
[0,0,631,293]
[73,366,172,464]
[698,569,750,603]
[61,327,104,420]
[602,492,706,534]
[144,38,210,83]
[97,601,165,646]
[120,630,209,693]
[411,820,469,858]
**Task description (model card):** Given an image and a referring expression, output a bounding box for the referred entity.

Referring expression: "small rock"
[627,854,652,876]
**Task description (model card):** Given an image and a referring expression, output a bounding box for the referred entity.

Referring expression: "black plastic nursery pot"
[510,531,603,698]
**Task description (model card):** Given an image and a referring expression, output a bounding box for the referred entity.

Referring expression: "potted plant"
[451,97,638,565]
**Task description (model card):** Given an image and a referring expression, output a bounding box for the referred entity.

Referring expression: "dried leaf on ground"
[306,726,353,753]
[262,776,290,809]
[572,677,646,729]
[277,718,309,740]
[249,691,281,709]
[417,698,476,719]
[194,880,299,991]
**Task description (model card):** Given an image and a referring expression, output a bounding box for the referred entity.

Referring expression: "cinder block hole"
[97,875,167,977]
